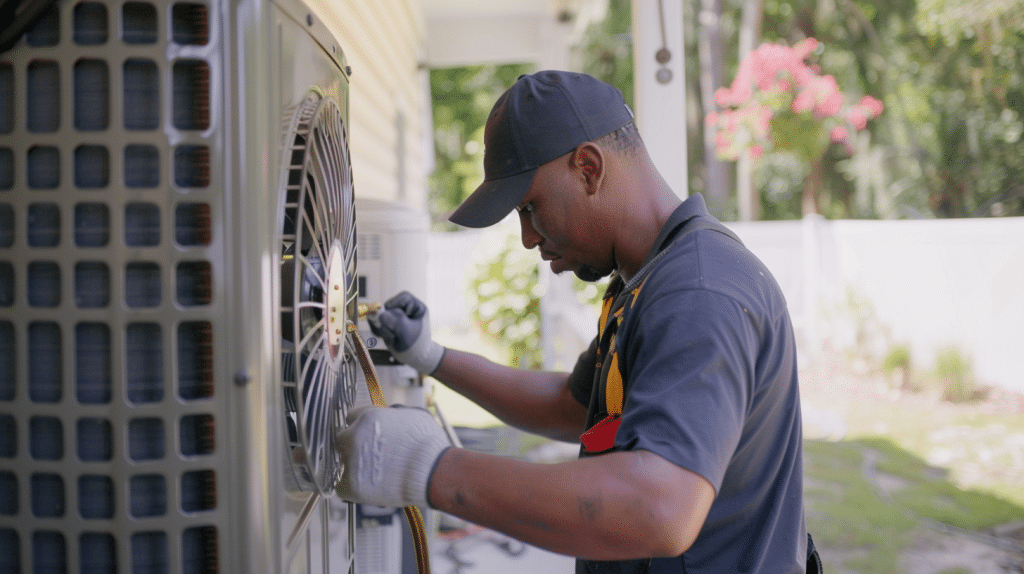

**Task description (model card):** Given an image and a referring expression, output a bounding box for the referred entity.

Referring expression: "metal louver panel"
[0,0,223,566]
[0,0,361,570]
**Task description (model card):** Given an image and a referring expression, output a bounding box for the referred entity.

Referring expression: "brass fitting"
[357,302,382,318]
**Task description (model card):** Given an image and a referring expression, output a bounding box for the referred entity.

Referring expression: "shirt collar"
[637,192,710,271]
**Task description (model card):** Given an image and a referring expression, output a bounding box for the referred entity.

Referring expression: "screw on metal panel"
[306,13,313,26]
[234,369,250,386]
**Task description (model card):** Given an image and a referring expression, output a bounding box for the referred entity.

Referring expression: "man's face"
[515,154,615,282]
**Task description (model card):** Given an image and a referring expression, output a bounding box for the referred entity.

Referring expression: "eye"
[516,202,534,214]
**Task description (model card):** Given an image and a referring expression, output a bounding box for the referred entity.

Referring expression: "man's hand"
[335,405,451,508]
[368,291,445,375]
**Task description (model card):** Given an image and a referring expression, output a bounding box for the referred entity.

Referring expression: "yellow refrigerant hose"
[348,305,432,574]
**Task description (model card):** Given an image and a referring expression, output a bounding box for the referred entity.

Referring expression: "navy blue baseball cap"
[449,70,634,228]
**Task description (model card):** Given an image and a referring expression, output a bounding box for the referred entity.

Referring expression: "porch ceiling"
[419,0,606,68]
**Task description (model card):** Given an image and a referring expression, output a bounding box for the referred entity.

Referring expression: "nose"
[519,211,542,250]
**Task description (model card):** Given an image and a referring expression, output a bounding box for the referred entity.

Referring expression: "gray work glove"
[368,291,445,375]
[335,405,451,508]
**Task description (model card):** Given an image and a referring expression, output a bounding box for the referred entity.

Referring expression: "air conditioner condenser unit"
[0,0,365,572]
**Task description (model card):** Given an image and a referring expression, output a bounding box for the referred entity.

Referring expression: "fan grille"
[279,91,358,496]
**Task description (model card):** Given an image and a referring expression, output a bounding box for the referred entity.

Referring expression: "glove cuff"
[396,341,445,376]
[424,345,445,376]
[404,440,452,507]
[422,446,453,509]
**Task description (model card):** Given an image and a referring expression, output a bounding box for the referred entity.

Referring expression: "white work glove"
[335,405,452,508]
[368,291,445,375]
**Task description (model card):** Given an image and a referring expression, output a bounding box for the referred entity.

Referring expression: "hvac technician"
[336,70,820,574]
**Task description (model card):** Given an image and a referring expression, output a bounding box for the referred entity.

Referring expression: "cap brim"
[448,168,538,228]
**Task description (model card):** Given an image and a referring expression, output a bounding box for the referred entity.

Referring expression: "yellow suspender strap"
[606,339,623,417]
[601,279,648,418]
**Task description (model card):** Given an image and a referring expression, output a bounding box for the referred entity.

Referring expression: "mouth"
[541,252,571,274]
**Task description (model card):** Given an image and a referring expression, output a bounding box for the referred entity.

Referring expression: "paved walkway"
[430,527,575,574]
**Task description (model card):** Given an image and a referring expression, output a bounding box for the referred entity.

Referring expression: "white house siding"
[307,0,430,211]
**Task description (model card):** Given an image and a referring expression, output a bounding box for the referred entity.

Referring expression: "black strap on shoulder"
[622,216,742,294]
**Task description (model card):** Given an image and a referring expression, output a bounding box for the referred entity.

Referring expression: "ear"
[571,142,605,195]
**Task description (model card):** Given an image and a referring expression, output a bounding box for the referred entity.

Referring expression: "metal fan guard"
[279,90,358,495]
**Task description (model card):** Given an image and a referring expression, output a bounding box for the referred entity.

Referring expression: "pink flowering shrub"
[707,38,884,163]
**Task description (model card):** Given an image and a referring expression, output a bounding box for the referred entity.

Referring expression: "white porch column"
[632,0,688,199]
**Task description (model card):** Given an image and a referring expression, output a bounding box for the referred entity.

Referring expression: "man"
[336,70,817,573]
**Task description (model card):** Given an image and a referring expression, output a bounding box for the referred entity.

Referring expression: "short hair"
[594,122,642,156]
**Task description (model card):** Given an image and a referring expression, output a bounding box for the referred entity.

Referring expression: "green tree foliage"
[428,64,532,230]
[909,0,1024,217]
[745,0,1024,218]
[916,0,1024,45]
[468,233,543,369]
[575,0,634,110]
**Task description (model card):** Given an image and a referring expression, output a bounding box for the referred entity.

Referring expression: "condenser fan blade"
[280,255,325,345]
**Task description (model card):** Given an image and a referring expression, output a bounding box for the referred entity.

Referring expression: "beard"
[574,264,610,282]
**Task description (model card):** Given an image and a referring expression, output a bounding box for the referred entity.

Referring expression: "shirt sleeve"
[615,288,759,492]
[567,337,598,408]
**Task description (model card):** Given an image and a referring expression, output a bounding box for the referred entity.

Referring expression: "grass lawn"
[804,437,1024,573]
[801,362,1024,573]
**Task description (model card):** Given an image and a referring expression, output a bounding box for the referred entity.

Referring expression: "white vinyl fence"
[426,214,1024,393]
